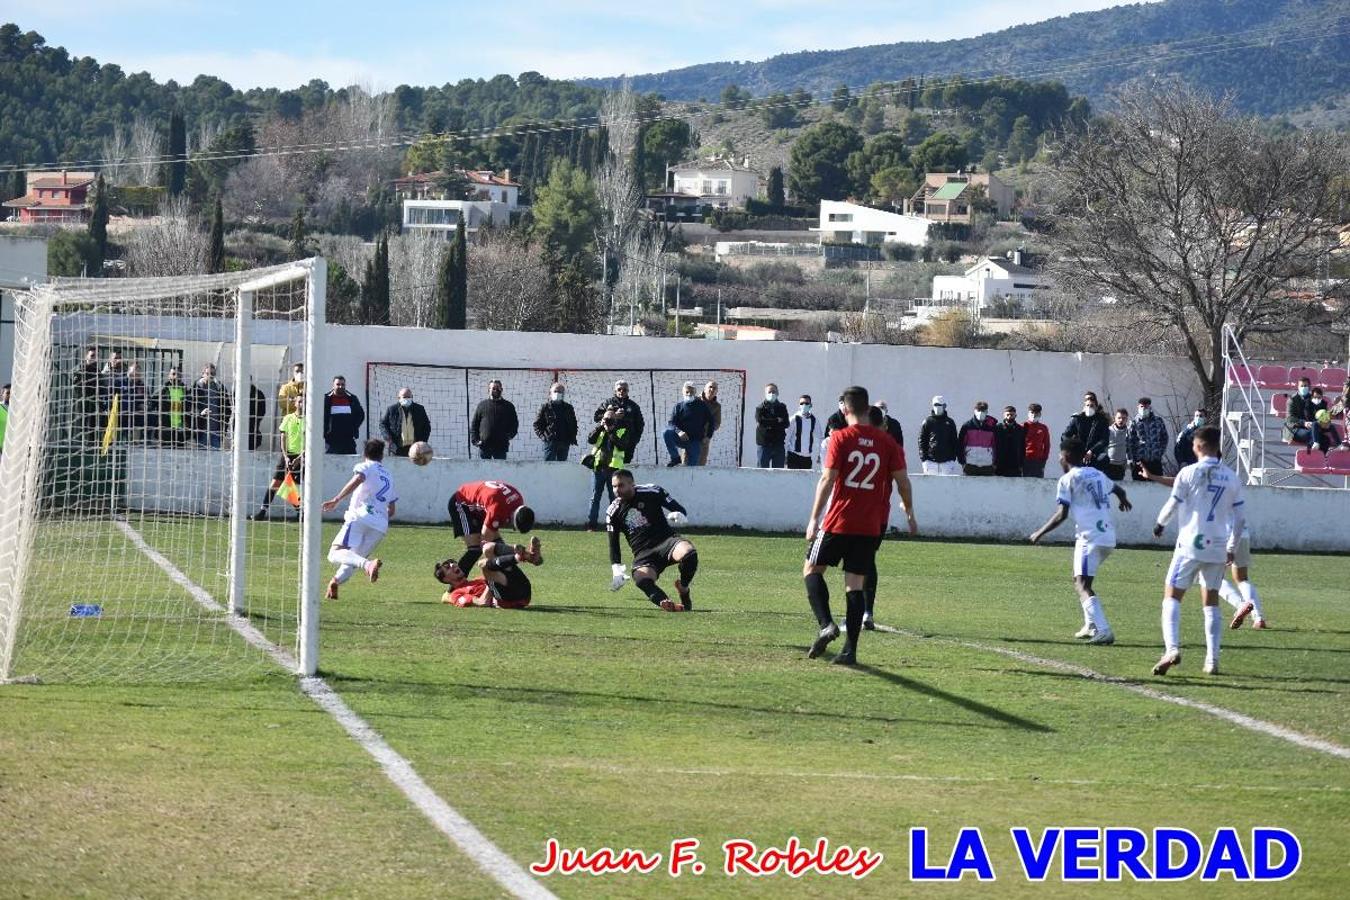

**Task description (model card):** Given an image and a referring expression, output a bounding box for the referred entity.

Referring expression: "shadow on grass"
[850,662,1054,734]
[328,675,1009,731]
[985,666,1345,696]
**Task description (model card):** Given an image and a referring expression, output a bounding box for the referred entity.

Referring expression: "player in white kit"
[1141,469,1267,630]
[1029,438,1132,645]
[1150,427,1245,676]
[321,439,399,600]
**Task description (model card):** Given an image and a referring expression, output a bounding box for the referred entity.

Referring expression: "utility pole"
[674,276,681,336]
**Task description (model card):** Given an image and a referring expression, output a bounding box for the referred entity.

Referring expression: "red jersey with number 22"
[456,480,524,529]
[822,423,906,535]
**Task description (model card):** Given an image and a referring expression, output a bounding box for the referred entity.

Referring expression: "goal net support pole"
[299,258,326,676]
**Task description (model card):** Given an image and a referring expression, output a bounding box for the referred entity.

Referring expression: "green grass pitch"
[1,523,1347,898]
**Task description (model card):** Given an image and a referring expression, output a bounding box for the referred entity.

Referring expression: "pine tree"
[87,174,108,274]
[766,166,786,210]
[207,196,225,274]
[360,233,391,326]
[434,238,455,329]
[448,219,467,329]
[166,111,186,197]
[289,208,307,259]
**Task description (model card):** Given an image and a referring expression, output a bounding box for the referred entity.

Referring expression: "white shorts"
[1230,534,1251,569]
[1073,540,1113,578]
[921,460,961,476]
[1166,554,1225,592]
[332,518,386,559]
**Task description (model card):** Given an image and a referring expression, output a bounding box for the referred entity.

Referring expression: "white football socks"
[328,548,368,584]
[1203,604,1222,669]
[1161,598,1181,655]
[1082,595,1110,633]
[1218,579,1242,610]
[1240,580,1265,621]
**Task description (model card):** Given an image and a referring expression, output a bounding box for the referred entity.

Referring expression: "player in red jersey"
[447,479,535,573]
[804,386,917,665]
[435,537,543,609]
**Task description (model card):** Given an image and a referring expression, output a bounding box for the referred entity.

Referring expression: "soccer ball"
[409,441,434,466]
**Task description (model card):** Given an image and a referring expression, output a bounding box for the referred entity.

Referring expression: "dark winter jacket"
[534,399,579,445]
[594,396,645,448]
[323,389,365,453]
[754,399,790,446]
[380,401,432,455]
[1061,411,1111,468]
[918,413,959,463]
[668,397,714,440]
[471,397,519,452]
[993,420,1026,475]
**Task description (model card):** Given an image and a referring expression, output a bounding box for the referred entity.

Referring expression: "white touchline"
[873,623,1350,760]
[114,521,558,900]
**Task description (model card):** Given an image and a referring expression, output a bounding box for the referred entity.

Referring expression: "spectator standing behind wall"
[958,401,997,476]
[993,406,1025,477]
[594,380,645,454]
[323,375,365,454]
[664,381,713,466]
[121,361,149,444]
[787,394,819,469]
[877,401,905,451]
[248,381,267,451]
[471,379,518,460]
[1127,397,1168,480]
[382,387,432,457]
[1022,403,1050,477]
[1062,391,1111,470]
[278,363,305,416]
[919,396,960,475]
[584,407,631,530]
[1103,409,1130,481]
[73,347,102,444]
[700,381,721,465]
[534,382,578,461]
[189,363,232,450]
[1175,408,1205,468]
[157,366,189,447]
[755,383,790,468]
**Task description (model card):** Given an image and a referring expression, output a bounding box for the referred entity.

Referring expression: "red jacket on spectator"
[1024,419,1051,463]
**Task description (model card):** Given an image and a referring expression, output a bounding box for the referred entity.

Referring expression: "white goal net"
[0,261,325,683]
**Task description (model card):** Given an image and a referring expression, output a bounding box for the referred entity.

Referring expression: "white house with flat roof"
[668,158,761,210]
[815,200,932,247]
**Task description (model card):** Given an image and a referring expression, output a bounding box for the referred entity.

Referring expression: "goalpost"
[0,260,326,683]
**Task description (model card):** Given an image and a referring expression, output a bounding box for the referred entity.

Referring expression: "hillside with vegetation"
[583,0,1350,122]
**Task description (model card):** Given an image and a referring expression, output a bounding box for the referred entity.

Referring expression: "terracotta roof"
[3,197,91,209]
[29,177,94,190]
[464,170,519,187]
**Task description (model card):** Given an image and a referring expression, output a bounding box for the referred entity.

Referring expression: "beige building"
[905,171,1014,223]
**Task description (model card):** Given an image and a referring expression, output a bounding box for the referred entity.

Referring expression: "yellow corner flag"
[100,393,120,456]
[277,472,301,508]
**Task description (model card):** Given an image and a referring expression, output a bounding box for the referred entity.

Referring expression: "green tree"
[47,230,97,277]
[87,174,108,273]
[289,208,307,259]
[361,232,391,325]
[790,88,813,110]
[165,110,186,198]
[912,132,968,173]
[788,121,864,205]
[846,132,909,196]
[531,160,600,263]
[766,166,786,210]
[549,258,601,333]
[861,102,885,135]
[207,196,225,274]
[899,111,931,144]
[830,84,852,112]
[641,119,695,190]
[434,223,468,329]
[719,84,751,109]
[761,92,797,130]
[870,166,918,207]
[1006,115,1038,163]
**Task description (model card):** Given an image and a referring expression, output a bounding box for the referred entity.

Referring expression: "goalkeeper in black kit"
[606,469,699,612]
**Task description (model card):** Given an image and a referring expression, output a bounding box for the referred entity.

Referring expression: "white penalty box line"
[114,520,558,900]
[872,623,1350,761]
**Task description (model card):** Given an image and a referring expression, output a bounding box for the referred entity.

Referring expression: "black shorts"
[806,531,878,576]
[490,566,531,608]
[448,496,485,539]
[632,535,683,575]
[272,453,303,482]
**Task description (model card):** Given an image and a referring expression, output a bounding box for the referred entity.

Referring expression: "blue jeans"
[588,468,615,525]
[663,427,703,465]
[757,443,785,469]
[543,441,570,461]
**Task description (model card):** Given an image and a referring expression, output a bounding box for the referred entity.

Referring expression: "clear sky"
[6,1,1141,91]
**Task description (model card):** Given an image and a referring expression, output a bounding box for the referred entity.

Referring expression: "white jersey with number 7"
[1159,457,1244,564]
[346,460,398,532]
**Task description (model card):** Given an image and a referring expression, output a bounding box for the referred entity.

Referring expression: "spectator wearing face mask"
[755,382,790,469]
[1023,402,1050,477]
[958,401,997,476]
[1309,387,1340,451]
[471,379,518,460]
[585,407,630,529]
[1283,377,1318,450]
[1062,391,1111,470]
[533,382,578,461]
[822,397,848,443]
[1104,408,1130,481]
[919,395,960,475]
[323,375,366,455]
[787,394,819,470]
[993,405,1025,477]
[876,401,905,451]
[381,387,432,457]
[664,381,713,466]
[1174,408,1206,467]
[189,363,232,450]
[1127,397,1168,480]
[699,381,721,465]
[278,363,305,416]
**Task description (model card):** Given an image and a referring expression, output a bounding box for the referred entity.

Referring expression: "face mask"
[1138,407,1150,417]
[1194,416,1205,427]
[684,392,695,400]
[1298,386,1310,397]
[766,392,778,402]
[550,391,563,401]
[399,397,413,408]
[293,372,303,383]
[975,409,986,420]
[1029,413,1040,422]
[1084,405,1097,416]
[933,405,945,415]
[799,404,811,414]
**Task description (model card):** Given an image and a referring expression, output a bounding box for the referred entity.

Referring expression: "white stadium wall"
[124,450,1350,553]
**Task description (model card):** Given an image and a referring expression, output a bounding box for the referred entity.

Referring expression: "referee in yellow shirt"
[252,395,307,520]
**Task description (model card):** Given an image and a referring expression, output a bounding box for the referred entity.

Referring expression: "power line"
[1,16,1344,176]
